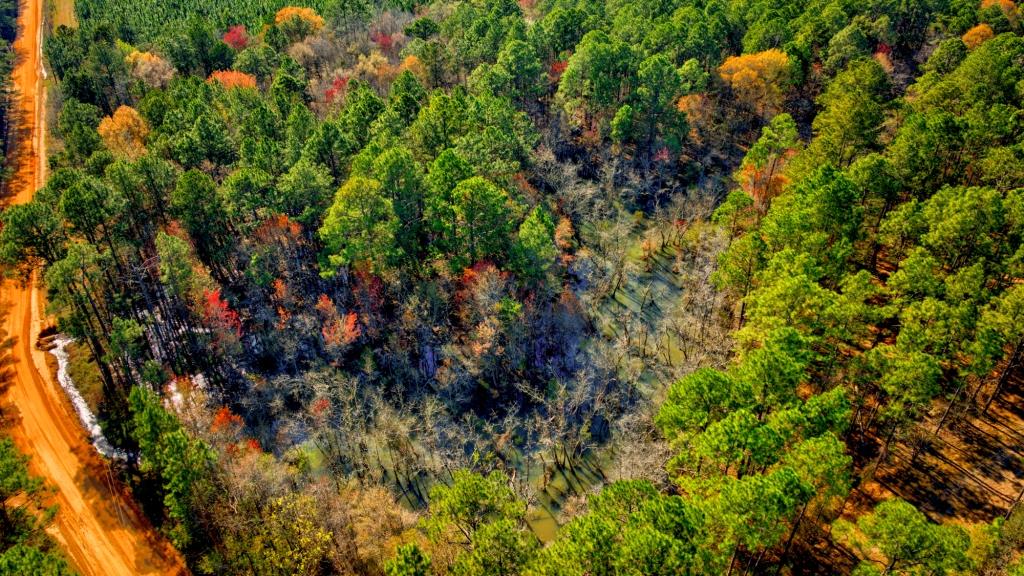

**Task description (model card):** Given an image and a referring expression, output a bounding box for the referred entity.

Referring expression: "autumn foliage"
[353,52,398,90]
[324,75,350,103]
[981,0,1019,25]
[274,6,325,30]
[98,105,150,158]
[208,70,258,89]
[370,30,394,52]
[554,217,576,252]
[222,25,249,50]
[203,289,242,341]
[315,294,361,347]
[398,55,427,84]
[962,23,995,49]
[676,93,711,143]
[549,60,568,80]
[518,0,536,13]
[211,406,244,433]
[718,49,791,115]
[737,156,791,207]
[873,51,894,74]
[126,50,175,88]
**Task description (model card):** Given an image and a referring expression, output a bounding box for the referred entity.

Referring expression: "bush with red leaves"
[223,25,249,50]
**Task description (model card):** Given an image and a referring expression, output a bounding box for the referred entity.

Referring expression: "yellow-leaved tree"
[275,6,325,42]
[718,49,791,116]
[98,105,149,158]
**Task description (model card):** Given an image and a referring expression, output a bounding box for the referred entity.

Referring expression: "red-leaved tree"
[370,31,393,52]
[204,289,242,353]
[223,25,249,50]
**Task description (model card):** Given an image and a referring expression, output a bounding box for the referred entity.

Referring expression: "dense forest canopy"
[0,436,75,573]
[1,0,1023,574]
[0,0,14,180]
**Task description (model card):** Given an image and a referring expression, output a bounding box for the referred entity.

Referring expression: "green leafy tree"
[825,23,871,73]
[302,120,357,181]
[405,18,440,40]
[450,177,514,268]
[632,54,686,157]
[536,7,590,56]
[129,386,215,549]
[797,58,890,170]
[410,90,468,160]
[422,470,524,549]
[339,80,385,148]
[387,70,429,128]
[922,38,967,75]
[760,166,862,281]
[526,481,701,576]
[514,205,558,280]
[0,544,75,575]
[452,518,539,576]
[170,170,231,264]
[496,39,544,103]
[219,166,275,224]
[557,30,635,130]
[233,44,279,84]
[371,147,424,259]
[455,94,536,180]
[972,284,1024,409]
[43,25,85,80]
[270,58,308,115]
[319,176,400,275]
[885,111,964,195]
[919,186,1004,271]
[0,437,49,548]
[699,467,812,574]
[841,499,971,575]
[610,104,634,145]
[155,231,195,299]
[284,101,316,167]
[58,176,127,248]
[424,149,474,255]
[712,230,766,314]
[57,99,103,162]
[276,158,334,226]
[0,201,66,269]
[441,0,525,73]
[526,513,619,576]
[386,544,431,576]
[657,368,742,439]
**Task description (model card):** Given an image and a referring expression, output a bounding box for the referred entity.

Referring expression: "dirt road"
[1,0,186,574]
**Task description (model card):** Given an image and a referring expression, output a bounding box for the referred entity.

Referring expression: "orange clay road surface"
[1,0,186,574]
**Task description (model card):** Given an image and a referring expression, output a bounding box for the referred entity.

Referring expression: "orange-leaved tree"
[208,70,258,89]
[981,0,1019,25]
[962,23,995,49]
[399,55,428,85]
[736,113,800,210]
